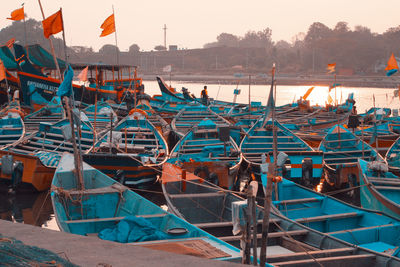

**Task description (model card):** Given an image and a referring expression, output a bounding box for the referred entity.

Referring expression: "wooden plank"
[324,149,371,154]
[275,197,322,206]
[194,218,280,229]
[65,216,126,224]
[323,138,359,143]
[296,212,361,223]
[327,223,395,234]
[375,185,400,191]
[267,247,355,261]
[219,229,308,242]
[169,192,226,199]
[273,254,375,266]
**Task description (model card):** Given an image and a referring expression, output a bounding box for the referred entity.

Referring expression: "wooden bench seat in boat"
[274,197,323,206]
[194,218,280,229]
[0,127,22,131]
[31,137,92,148]
[269,254,375,266]
[323,138,360,143]
[295,212,362,223]
[182,142,225,148]
[266,247,356,263]
[374,186,400,191]
[219,229,309,242]
[65,213,167,224]
[324,156,372,163]
[248,135,294,140]
[37,132,94,143]
[369,177,400,186]
[21,142,74,152]
[327,223,395,234]
[243,142,305,146]
[324,149,371,155]
[243,147,308,151]
[168,192,225,199]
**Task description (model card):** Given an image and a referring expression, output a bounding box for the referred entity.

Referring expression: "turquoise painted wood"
[0,111,25,149]
[83,111,168,187]
[270,178,400,258]
[359,159,400,220]
[240,118,323,185]
[386,137,400,175]
[51,153,241,263]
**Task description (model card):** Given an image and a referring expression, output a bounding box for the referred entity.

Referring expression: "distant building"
[169,45,178,51]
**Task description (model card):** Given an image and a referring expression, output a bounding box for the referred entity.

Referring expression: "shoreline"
[142,73,400,88]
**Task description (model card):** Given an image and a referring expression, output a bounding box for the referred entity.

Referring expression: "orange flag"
[42,10,63,39]
[7,7,25,21]
[302,87,315,100]
[100,14,115,37]
[326,63,336,74]
[0,59,6,82]
[78,66,89,82]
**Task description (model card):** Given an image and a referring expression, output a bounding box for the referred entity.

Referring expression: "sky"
[1,0,400,52]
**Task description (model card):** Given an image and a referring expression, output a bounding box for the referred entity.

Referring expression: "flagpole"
[60,8,68,66]
[334,73,337,106]
[37,0,62,80]
[4,73,10,105]
[22,5,28,57]
[112,6,120,72]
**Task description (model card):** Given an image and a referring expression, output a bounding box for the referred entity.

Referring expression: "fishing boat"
[385,137,400,176]
[0,115,95,191]
[23,96,65,133]
[359,159,400,220]
[270,177,400,259]
[171,105,232,138]
[83,100,118,133]
[161,163,400,266]
[51,153,241,263]
[319,124,385,189]
[83,109,168,188]
[167,118,242,189]
[240,117,323,187]
[156,76,190,103]
[0,105,25,150]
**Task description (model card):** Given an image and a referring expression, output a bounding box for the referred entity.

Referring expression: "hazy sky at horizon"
[1,0,399,52]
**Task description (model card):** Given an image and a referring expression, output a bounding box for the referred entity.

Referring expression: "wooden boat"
[270,177,400,259]
[0,108,25,150]
[319,124,385,189]
[51,153,241,262]
[359,159,400,220]
[385,137,400,176]
[23,96,65,133]
[167,118,242,189]
[240,118,323,187]
[171,105,232,138]
[156,76,189,103]
[83,100,118,133]
[83,109,168,187]
[0,116,95,191]
[161,163,400,266]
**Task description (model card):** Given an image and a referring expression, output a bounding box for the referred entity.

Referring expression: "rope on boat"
[325,184,367,196]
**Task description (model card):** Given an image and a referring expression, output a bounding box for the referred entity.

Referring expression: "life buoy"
[6,108,25,118]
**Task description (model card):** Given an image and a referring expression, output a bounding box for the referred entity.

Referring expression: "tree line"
[0,19,399,75]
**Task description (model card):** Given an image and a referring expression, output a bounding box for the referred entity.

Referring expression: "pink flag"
[77,66,88,82]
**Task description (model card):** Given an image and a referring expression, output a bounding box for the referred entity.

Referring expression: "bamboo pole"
[259,64,276,267]
[37,0,62,80]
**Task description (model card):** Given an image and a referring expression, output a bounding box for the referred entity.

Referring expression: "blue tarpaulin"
[98,216,169,243]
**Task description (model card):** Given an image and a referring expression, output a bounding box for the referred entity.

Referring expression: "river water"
[2,81,398,231]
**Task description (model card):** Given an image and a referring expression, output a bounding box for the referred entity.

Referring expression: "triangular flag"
[327,63,336,74]
[42,10,63,39]
[7,7,25,21]
[302,87,314,100]
[385,53,399,77]
[327,94,333,104]
[0,59,6,82]
[100,14,115,37]
[77,66,88,82]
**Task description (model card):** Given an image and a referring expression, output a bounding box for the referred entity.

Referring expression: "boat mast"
[260,63,276,266]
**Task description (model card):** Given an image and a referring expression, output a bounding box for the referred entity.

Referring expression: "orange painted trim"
[291,164,323,168]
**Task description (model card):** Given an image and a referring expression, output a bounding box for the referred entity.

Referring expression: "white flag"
[163,65,172,72]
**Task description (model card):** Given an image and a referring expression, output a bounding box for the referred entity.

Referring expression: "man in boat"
[201,85,209,105]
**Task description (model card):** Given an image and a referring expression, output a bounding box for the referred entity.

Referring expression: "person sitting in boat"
[201,86,209,105]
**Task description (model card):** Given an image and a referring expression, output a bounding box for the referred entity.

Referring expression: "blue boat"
[23,96,65,133]
[51,153,241,263]
[0,109,25,150]
[167,118,242,189]
[83,109,168,187]
[83,100,118,134]
[319,124,384,189]
[269,177,400,258]
[386,136,400,176]
[0,116,95,191]
[240,118,323,187]
[359,159,400,220]
[162,163,400,266]
[171,105,232,138]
